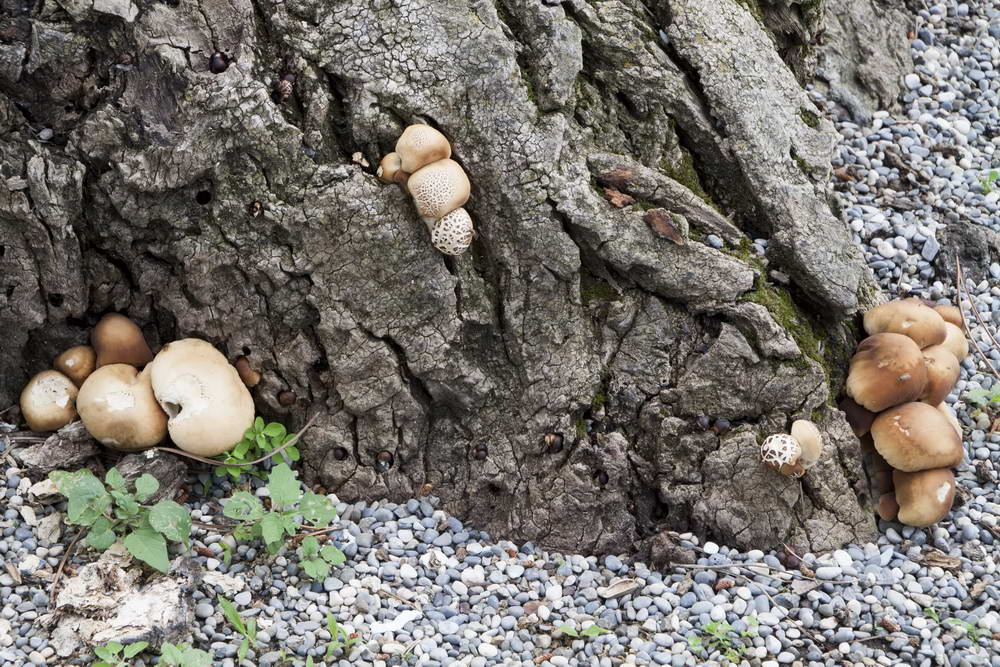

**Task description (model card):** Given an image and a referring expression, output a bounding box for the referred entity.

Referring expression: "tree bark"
[0,0,910,554]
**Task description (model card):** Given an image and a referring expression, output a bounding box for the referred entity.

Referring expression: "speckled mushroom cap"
[407,159,470,220]
[760,433,804,477]
[863,297,947,348]
[790,419,822,468]
[893,467,956,527]
[377,152,409,188]
[941,322,969,361]
[54,345,97,386]
[395,124,452,173]
[19,370,78,432]
[91,313,154,368]
[934,304,964,329]
[845,333,928,412]
[871,402,963,472]
[919,344,960,406]
[839,397,876,437]
[431,208,475,255]
[77,364,167,451]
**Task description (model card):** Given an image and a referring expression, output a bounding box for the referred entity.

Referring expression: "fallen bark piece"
[115,449,188,504]
[12,421,99,477]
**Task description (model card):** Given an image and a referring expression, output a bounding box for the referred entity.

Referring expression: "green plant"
[924,607,941,623]
[325,612,360,659]
[222,463,338,554]
[687,617,758,663]
[298,535,347,579]
[159,643,212,666]
[980,169,999,194]
[219,595,258,663]
[92,640,148,666]
[50,467,191,572]
[216,417,299,480]
[963,386,1000,410]
[556,622,611,639]
[945,618,986,641]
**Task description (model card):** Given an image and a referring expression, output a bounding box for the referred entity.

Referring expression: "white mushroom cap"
[407,159,470,220]
[148,338,255,457]
[941,322,968,361]
[845,333,928,411]
[91,313,154,368]
[19,370,78,432]
[395,124,452,173]
[431,208,475,256]
[77,365,167,451]
[893,467,956,527]
[790,419,822,469]
[54,345,97,386]
[863,298,947,348]
[919,344,960,406]
[377,152,410,188]
[760,433,805,477]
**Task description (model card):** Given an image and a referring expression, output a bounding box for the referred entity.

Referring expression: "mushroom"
[936,402,963,438]
[77,365,168,450]
[760,433,806,477]
[91,313,154,368]
[54,345,97,386]
[430,208,475,256]
[845,333,928,411]
[377,152,410,188]
[234,357,261,387]
[863,298,947,348]
[19,370,78,432]
[919,344,960,405]
[407,159,471,220]
[934,305,964,329]
[789,419,823,468]
[941,322,969,361]
[892,468,956,527]
[147,338,255,456]
[395,124,452,173]
[878,491,900,521]
[870,402,963,472]
[839,397,876,437]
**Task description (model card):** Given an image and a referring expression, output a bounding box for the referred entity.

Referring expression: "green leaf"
[111,489,139,518]
[300,492,337,526]
[92,662,112,667]
[260,512,285,547]
[556,623,579,637]
[267,463,300,509]
[238,637,249,663]
[581,624,609,638]
[149,500,192,543]
[302,558,330,580]
[221,540,233,566]
[306,657,314,667]
[321,544,346,566]
[286,445,301,462]
[233,439,251,458]
[123,641,149,658]
[52,469,112,526]
[299,536,320,558]
[223,491,265,522]
[86,517,117,551]
[123,526,169,572]
[255,433,268,449]
[95,644,119,660]
[263,422,286,439]
[105,468,126,490]
[247,617,257,641]
[218,595,246,634]
[254,416,265,433]
[133,474,159,502]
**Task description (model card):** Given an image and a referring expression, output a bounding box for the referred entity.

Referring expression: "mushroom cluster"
[18,314,255,457]
[760,419,824,478]
[377,124,475,256]
[841,298,968,527]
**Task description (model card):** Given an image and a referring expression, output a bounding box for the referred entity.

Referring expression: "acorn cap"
[790,419,822,469]
[91,314,154,367]
[19,370,78,432]
[893,467,956,527]
[941,322,968,361]
[148,338,255,457]
[54,345,97,387]
[919,344,960,406]
[870,402,963,472]
[407,159,470,220]
[845,333,928,411]
[863,298,947,348]
[395,124,452,173]
[77,364,167,451]
[933,305,964,329]
[839,397,876,437]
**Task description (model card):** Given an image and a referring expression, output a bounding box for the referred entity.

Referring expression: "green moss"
[733,0,765,24]
[580,270,617,307]
[799,109,820,128]
[592,393,606,408]
[661,149,717,210]
[575,418,588,439]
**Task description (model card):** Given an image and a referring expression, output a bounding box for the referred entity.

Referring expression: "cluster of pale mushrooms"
[377,124,475,256]
[19,314,254,457]
[841,298,969,527]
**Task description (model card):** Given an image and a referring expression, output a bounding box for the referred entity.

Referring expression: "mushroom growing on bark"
[148,338,255,457]
[430,208,475,255]
[54,345,97,386]
[919,344,960,405]
[870,402,963,472]
[19,370,78,432]
[845,333,928,411]
[91,313,154,368]
[395,124,452,173]
[407,159,471,220]
[760,420,823,478]
[77,365,168,450]
[377,152,410,188]
[789,419,823,468]
[863,298,947,348]
[892,468,956,527]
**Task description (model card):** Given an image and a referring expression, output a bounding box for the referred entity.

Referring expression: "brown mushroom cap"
[91,314,154,368]
[790,420,822,468]
[395,124,452,173]
[877,492,900,521]
[377,152,410,188]
[893,468,956,527]
[77,365,167,451]
[839,397,876,437]
[845,333,928,411]
[407,159,470,220]
[54,345,97,386]
[148,338,255,457]
[863,298,947,348]
[871,402,964,472]
[920,344,960,406]
[936,402,963,438]
[934,305,964,329]
[234,357,261,387]
[20,370,79,432]
[941,322,969,361]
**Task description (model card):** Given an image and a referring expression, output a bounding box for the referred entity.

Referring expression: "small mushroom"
[277,390,297,406]
[54,345,97,386]
[377,152,410,188]
[933,305,964,329]
[878,491,900,521]
[19,370,78,432]
[407,159,471,220]
[845,333,928,411]
[760,433,805,477]
[147,338,255,457]
[430,208,475,255]
[863,298,947,348]
[395,124,452,173]
[91,313,154,368]
[892,467,956,527]
[919,344,960,405]
[789,419,823,468]
[77,365,168,450]
[941,322,969,361]
[234,357,261,387]
[839,397,876,437]
[870,402,963,472]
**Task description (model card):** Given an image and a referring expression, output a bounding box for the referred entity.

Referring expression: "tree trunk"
[0,0,911,555]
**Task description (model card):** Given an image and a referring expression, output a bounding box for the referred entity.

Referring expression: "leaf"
[260,512,285,548]
[267,463,300,509]
[581,624,610,638]
[95,644,119,660]
[52,469,112,526]
[643,209,686,245]
[123,641,149,658]
[105,468,126,490]
[86,517,117,551]
[238,638,249,664]
[233,439,251,458]
[254,416,265,433]
[149,500,192,543]
[123,527,169,572]
[134,474,159,501]
[306,657,314,667]
[556,623,579,637]
[256,433,268,449]
[321,544,346,566]
[299,536,320,559]
[223,492,265,522]
[300,492,337,526]
[302,558,330,580]
[160,643,183,664]
[263,422,286,439]
[286,446,301,462]
[247,617,257,641]
[218,596,246,634]
[111,490,139,518]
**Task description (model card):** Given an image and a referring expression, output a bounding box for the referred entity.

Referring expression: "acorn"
[209,52,230,74]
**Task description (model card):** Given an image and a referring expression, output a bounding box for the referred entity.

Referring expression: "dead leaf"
[714,579,734,591]
[534,654,554,665]
[602,188,635,208]
[970,579,988,598]
[4,562,21,585]
[919,549,961,570]
[644,209,685,245]
[880,616,900,632]
[799,564,815,578]
[418,483,434,497]
[596,167,635,190]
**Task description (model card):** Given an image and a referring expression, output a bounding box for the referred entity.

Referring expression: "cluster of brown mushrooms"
[377,124,475,256]
[18,314,254,457]
[841,298,969,527]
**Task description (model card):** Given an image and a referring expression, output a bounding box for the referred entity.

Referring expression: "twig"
[48,531,82,610]
[151,413,319,467]
[670,562,856,586]
[955,253,1000,383]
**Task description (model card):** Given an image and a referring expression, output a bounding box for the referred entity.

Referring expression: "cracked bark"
[0,0,904,553]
